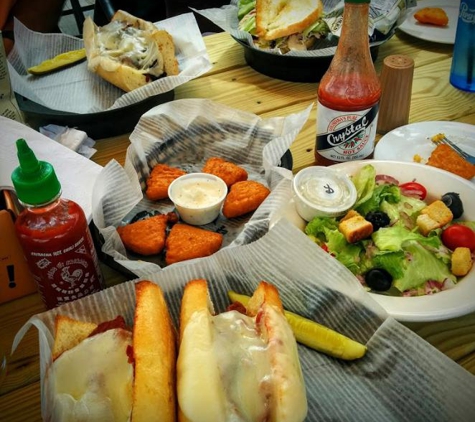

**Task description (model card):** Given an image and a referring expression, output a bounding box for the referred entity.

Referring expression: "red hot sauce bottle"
[315,0,381,166]
[11,139,104,309]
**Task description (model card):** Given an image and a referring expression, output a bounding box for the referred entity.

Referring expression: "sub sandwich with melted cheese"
[46,280,176,422]
[83,10,179,92]
[45,279,307,421]
[177,279,308,422]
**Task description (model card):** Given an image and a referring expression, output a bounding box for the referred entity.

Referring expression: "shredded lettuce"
[238,0,255,20]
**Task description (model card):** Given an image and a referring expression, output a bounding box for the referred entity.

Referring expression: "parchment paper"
[91,98,311,277]
[12,219,475,421]
[194,0,418,57]
[7,13,211,114]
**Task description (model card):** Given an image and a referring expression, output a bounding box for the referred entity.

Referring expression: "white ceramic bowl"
[332,160,475,321]
[283,160,475,322]
[292,166,357,221]
[168,173,227,225]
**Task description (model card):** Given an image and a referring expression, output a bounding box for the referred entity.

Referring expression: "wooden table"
[1,30,475,421]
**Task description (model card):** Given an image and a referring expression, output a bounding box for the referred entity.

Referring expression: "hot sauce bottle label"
[316,102,379,162]
[25,230,103,308]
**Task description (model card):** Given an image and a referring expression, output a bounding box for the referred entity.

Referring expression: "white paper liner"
[7,13,211,114]
[12,220,475,421]
[91,98,312,277]
[194,0,417,57]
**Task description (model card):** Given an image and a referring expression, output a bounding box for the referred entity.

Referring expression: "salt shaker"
[450,0,475,92]
[377,55,414,135]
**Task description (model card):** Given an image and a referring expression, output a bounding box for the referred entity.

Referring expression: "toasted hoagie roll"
[47,280,176,422]
[177,279,307,422]
[83,10,179,92]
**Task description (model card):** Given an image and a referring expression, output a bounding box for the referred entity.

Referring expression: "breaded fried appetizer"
[202,157,248,187]
[222,180,271,219]
[427,144,475,180]
[165,223,223,265]
[146,164,186,200]
[414,7,449,26]
[117,214,169,255]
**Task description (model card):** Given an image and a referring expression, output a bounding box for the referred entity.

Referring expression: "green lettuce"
[391,241,456,292]
[238,0,255,20]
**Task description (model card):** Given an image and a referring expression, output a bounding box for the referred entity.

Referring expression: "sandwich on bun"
[83,10,179,92]
[46,280,176,422]
[238,0,328,53]
[177,279,308,422]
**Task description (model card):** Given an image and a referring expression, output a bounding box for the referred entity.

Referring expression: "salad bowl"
[284,160,475,322]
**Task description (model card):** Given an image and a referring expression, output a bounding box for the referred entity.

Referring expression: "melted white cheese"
[49,329,133,422]
[95,20,163,76]
[178,307,307,422]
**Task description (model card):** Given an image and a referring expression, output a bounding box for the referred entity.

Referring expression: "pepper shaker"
[377,55,414,135]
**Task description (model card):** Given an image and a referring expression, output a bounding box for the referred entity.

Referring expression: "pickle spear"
[228,290,367,360]
[27,48,86,75]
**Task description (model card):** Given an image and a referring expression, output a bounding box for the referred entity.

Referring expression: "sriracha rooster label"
[20,225,104,309]
[316,103,379,162]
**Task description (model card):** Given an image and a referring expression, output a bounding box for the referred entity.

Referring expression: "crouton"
[416,214,441,236]
[338,212,373,243]
[451,247,473,277]
[340,209,360,222]
[416,200,453,235]
[421,200,453,225]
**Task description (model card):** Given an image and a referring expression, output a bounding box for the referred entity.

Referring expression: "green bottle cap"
[11,139,61,205]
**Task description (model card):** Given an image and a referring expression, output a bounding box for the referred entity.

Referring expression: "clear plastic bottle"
[11,139,104,309]
[315,0,381,166]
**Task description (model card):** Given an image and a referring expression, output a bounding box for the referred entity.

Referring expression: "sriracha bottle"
[11,139,104,309]
[315,0,381,166]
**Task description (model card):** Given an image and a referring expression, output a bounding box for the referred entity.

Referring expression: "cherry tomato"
[441,224,475,252]
[399,182,427,200]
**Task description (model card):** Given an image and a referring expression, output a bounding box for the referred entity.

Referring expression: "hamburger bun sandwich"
[83,10,179,92]
[177,279,308,422]
[47,280,176,422]
[239,0,328,52]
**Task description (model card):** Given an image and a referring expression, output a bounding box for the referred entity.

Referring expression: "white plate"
[332,160,475,322]
[374,121,475,182]
[282,160,475,322]
[399,0,460,44]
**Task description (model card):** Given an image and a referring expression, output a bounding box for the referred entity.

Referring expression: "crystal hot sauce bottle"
[11,139,104,309]
[315,0,381,166]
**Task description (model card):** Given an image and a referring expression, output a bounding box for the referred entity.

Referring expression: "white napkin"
[39,124,97,159]
[0,117,102,222]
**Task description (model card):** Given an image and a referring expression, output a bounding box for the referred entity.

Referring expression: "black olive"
[365,211,390,231]
[365,268,393,291]
[441,192,464,219]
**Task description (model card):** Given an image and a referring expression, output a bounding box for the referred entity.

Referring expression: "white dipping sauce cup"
[168,173,228,225]
[292,166,357,221]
